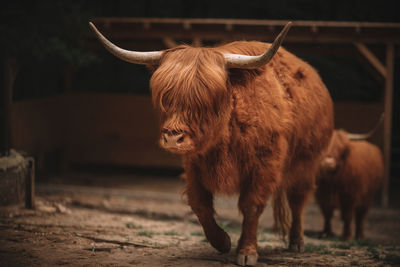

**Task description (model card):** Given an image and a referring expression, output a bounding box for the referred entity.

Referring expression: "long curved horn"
[347,113,385,140]
[224,21,293,69]
[89,22,162,65]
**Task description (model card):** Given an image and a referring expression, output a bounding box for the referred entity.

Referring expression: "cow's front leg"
[186,180,231,253]
[320,203,335,238]
[237,192,267,266]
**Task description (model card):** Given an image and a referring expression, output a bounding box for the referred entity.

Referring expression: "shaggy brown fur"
[315,130,384,240]
[149,41,334,264]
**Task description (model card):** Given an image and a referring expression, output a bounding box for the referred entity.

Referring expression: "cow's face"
[150,46,230,154]
[320,130,349,172]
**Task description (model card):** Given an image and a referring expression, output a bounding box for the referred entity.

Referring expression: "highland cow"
[316,129,384,240]
[90,21,334,266]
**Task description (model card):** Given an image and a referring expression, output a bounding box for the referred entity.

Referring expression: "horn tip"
[88,21,98,33]
[285,21,294,29]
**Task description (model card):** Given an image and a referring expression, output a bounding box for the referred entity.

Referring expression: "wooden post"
[2,61,12,155]
[382,43,394,208]
[192,37,202,47]
[162,37,178,49]
[353,42,395,208]
[1,59,18,156]
[60,66,76,173]
[25,157,35,209]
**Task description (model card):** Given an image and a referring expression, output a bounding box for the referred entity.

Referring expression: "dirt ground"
[0,172,399,266]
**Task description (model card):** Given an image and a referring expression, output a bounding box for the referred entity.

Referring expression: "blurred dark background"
[0,1,399,205]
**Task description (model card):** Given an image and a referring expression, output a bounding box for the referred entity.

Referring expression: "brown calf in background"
[315,129,383,240]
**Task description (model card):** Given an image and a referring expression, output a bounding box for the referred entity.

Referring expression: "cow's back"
[217,41,334,176]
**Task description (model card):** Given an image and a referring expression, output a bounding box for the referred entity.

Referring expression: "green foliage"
[190,231,204,236]
[258,235,270,242]
[163,230,179,236]
[352,239,377,247]
[331,239,376,250]
[125,222,142,229]
[350,260,362,266]
[334,251,347,256]
[330,239,400,265]
[367,245,383,260]
[331,242,354,250]
[138,231,154,238]
[219,220,240,233]
[0,1,98,67]
[384,253,400,265]
[304,243,332,254]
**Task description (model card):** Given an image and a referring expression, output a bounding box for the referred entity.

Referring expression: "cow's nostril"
[176,135,184,144]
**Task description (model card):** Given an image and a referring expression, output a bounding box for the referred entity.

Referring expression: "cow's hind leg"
[287,185,313,252]
[340,197,355,241]
[186,180,231,253]
[355,205,368,240]
[236,191,268,266]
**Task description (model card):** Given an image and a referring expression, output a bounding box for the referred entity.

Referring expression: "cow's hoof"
[289,240,304,252]
[237,253,258,266]
[209,230,231,253]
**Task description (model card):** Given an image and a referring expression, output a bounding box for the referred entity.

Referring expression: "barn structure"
[5,18,400,207]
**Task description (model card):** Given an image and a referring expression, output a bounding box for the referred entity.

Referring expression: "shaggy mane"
[150,45,229,125]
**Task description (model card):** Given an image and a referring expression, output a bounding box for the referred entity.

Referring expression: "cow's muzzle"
[321,156,337,171]
[160,130,194,153]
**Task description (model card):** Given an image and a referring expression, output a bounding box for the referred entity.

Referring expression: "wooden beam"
[94,17,400,29]
[91,29,400,45]
[354,42,387,78]
[381,43,394,208]
[354,52,385,84]
[92,18,400,44]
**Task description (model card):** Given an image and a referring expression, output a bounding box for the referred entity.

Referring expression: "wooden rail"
[91,18,400,44]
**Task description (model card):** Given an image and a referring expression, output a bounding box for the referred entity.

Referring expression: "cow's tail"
[272,184,291,241]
